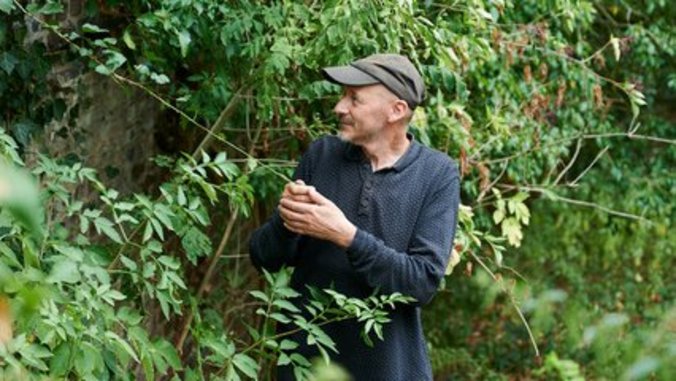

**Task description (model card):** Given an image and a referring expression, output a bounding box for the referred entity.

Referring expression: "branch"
[553,138,583,185]
[501,184,650,222]
[569,146,609,186]
[469,252,540,358]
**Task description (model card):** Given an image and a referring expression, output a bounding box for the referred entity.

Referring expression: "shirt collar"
[342,133,422,172]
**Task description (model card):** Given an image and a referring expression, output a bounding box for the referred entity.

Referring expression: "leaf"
[177,30,192,57]
[94,217,123,243]
[38,1,64,15]
[154,339,183,370]
[610,36,620,61]
[151,72,170,85]
[105,50,127,71]
[47,257,80,284]
[273,299,301,313]
[82,23,108,34]
[249,290,269,303]
[181,226,212,265]
[123,29,136,50]
[0,0,15,14]
[158,255,180,270]
[0,52,19,74]
[49,343,71,377]
[232,353,259,379]
[277,352,291,366]
[279,339,298,351]
[105,331,139,362]
[19,344,52,371]
[270,312,291,324]
[501,217,523,247]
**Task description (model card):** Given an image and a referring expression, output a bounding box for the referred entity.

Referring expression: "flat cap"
[321,54,425,109]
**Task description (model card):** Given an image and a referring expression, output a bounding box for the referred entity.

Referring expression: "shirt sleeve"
[248,146,315,273]
[345,164,460,305]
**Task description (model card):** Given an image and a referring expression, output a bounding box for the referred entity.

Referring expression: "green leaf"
[94,217,123,243]
[105,331,139,362]
[279,339,298,351]
[154,339,183,370]
[151,72,170,85]
[277,352,291,366]
[82,23,108,34]
[19,344,52,371]
[49,343,71,377]
[38,1,64,15]
[0,0,15,14]
[123,29,136,50]
[177,30,191,57]
[47,257,80,284]
[273,299,301,313]
[232,353,259,379]
[0,52,19,74]
[181,226,212,264]
[249,290,269,303]
[158,255,180,270]
[501,217,523,248]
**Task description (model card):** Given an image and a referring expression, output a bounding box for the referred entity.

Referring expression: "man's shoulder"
[305,134,347,159]
[416,143,459,179]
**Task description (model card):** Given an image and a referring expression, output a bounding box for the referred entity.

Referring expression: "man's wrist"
[335,222,357,249]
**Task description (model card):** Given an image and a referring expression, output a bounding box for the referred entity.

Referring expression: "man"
[249,54,460,380]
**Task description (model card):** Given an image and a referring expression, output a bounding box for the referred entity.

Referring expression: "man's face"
[333,84,397,145]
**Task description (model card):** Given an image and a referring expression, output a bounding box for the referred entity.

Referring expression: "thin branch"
[480,131,673,165]
[569,146,609,186]
[502,184,650,222]
[469,251,540,358]
[553,138,582,185]
[476,161,509,203]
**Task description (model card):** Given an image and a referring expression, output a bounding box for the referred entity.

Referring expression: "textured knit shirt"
[249,134,460,381]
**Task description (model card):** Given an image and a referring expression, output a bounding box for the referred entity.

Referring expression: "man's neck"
[361,130,411,171]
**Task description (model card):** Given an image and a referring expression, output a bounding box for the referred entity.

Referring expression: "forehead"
[344,84,394,98]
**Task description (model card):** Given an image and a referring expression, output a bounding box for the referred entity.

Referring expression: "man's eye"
[351,95,358,102]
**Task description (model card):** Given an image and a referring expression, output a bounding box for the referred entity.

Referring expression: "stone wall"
[25,0,163,194]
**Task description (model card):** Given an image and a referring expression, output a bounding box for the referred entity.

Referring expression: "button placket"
[359,165,373,216]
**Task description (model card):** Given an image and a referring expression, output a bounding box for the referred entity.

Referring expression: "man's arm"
[279,163,461,305]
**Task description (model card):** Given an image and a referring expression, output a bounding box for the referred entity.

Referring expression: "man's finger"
[288,194,313,203]
[307,188,329,205]
[280,198,316,214]
[279,204,307,223]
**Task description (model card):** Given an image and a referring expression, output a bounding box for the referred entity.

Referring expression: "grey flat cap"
[322,54,425,109]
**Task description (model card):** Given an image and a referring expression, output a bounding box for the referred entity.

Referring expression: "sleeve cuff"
[346,228,374,261]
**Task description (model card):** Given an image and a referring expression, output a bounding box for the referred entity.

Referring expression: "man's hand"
[278,183,357,248]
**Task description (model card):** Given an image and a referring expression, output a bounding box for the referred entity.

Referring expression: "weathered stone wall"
[25,0,163,194]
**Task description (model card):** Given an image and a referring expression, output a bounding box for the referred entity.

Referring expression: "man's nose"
[334,96,348,116]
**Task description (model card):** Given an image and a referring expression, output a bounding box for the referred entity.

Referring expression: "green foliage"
[0,0,673,379]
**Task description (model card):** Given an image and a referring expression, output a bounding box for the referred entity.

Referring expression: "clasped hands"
[278,180,357,248]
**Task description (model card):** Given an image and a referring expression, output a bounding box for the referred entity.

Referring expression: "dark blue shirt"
[249,134,460,380]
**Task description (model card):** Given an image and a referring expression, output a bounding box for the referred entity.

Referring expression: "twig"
[569,146,609,186]
[469,251,540,358]
[480,131,673,165]
[553,138,582,185]
[476,161,509,203]
[501,184,649,222]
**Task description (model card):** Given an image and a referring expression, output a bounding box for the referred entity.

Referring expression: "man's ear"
[388,100,410,124]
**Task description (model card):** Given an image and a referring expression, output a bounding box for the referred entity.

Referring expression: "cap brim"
[321,65,380,86]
